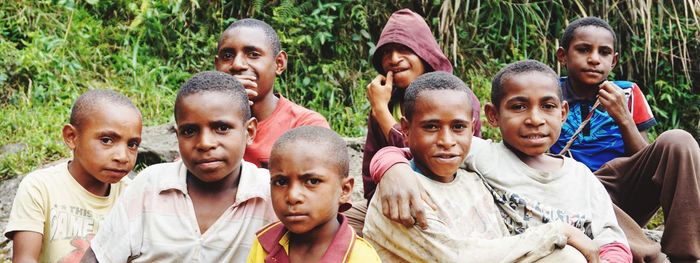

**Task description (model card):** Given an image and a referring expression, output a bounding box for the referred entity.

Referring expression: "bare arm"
[11,231,43,263]
[598,82,648,155]
[367,71,397,141]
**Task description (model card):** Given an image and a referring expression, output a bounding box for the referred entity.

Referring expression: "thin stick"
[558,99,601,155]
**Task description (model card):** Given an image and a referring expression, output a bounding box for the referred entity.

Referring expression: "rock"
[137,123,179,165]
[0,143,27,158]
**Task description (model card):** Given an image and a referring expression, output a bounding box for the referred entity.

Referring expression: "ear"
[339,176,354,204]
[62,124,78,150]
[400,116,410,140]
[611,52,619,69]
[245,117,258,145]
[275,51,288,75]
[560,100,570,122]
[556,47,567,66]
[484,103,500,127]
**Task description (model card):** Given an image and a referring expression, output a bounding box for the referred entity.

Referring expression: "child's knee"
[655,129,697,152]
[535,245,587,263]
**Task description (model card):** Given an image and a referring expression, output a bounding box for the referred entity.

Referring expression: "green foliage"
[1,0,698,181]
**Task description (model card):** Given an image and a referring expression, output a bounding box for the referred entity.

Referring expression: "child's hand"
[245,89,257,106]
[563,224,601,263]
[367,71,394,111]
[232,75,258,90]
[377,163,437,230]
[598,81,632,124]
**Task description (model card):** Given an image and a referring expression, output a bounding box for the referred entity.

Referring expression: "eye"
[575,46,590,53]
[127,140,140,150]
[179,127,196,137]
[215,124,231,134]
[272,177,288,187]
[306,178,321,185]
[542,103,558,110]
[422,124,439,132]
[599,48,613,56]
[100,137,113,145]
[247,51,261,59]
[510,104,527,111]
[452,123,468,131]
[220,51,234,60]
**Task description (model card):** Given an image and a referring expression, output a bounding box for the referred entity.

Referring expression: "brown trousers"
[596,130,700,263]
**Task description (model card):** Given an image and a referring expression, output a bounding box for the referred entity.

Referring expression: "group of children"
[3,8,699,263]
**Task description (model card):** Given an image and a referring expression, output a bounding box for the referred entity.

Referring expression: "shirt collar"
[560,77,593,102]
[257,214,356,263]
[157,160,270,205]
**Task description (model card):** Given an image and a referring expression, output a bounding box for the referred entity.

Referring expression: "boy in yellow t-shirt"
[247,126,380,262]
[4,90,142,262]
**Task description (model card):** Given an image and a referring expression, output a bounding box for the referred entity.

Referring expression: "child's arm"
[598,81,649,154]
[11,232,42,263]
[367,71,396,140]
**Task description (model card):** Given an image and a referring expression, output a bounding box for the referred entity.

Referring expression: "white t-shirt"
[465,138,628,248]
[90,160,276,263]
[4,161,129,262]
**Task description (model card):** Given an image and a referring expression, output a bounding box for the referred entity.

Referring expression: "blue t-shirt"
[550,78,657,171]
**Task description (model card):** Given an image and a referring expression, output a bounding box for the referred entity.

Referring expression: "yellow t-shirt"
[3,161,129,262]
[247,218,381,263]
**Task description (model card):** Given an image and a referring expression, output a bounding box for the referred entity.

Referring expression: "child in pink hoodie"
[345,8,482,233]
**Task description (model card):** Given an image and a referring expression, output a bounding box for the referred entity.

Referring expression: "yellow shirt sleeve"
[348,236,382,263]
[246,237,267,263]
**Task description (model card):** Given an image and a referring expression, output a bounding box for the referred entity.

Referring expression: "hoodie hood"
[372,9,452,74]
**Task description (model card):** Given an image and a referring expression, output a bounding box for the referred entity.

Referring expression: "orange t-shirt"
[244,96,330,168]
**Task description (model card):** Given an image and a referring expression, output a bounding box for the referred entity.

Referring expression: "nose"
[386,50,403,66]
[437,128,457,149]
[286,182,304,206]
[230,53,249,73]
[112,144,129,164]
[525,108,546,127]
[196,129,217,151]
[588,51,601,65]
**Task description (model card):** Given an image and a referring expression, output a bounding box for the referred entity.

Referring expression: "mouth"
[432,153,462,163]
[582,69,604,75]
[103,168,129,177]
[521,134,549,144]
[194,158,224,170]
[283,212,309,222]
[389,67,409,75]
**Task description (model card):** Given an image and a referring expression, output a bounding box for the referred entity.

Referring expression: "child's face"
[215,26,287,102]
[485,72,569,157]
[175,92,255,183]
[402,90,473,183]
[557,26,619,87]
[379,43,426,89]
[63,104,142,184]
[269,144,353,234]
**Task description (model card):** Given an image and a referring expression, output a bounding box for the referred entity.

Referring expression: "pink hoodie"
[362,9,482,201]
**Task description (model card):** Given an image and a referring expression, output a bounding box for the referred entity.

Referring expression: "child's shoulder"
[349,235,382,262]
[19,160,70,188]
[276,96,329,127]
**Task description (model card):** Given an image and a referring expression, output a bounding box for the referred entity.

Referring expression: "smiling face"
[215,26,287,102]
[486,71,569,157]
[64,103,142,185]
[557,25,619,89]
[175,92,256,182]
[269,142,353,235]
[379,43,427,89]
[402,90,473,183]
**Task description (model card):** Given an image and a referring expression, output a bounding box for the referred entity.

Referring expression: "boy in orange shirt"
[215,18,329,169]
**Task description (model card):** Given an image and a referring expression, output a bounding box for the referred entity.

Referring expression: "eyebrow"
[97,130,122,139]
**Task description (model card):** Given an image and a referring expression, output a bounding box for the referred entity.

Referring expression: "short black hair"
[491,60,561,108]
[561,17,616,50]
[70,89,140,128]
[219,18,281,55]
[174,71,251,120]
[271,126,349,178]
[403,71,471,121]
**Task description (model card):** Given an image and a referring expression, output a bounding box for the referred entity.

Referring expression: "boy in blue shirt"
[551,17,700,262]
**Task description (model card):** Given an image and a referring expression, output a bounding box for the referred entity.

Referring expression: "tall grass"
[0,0,698,181]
